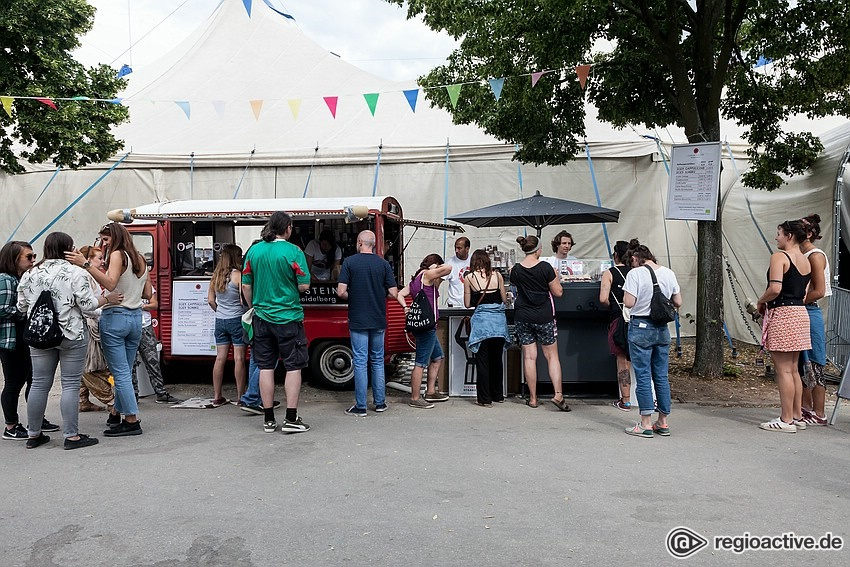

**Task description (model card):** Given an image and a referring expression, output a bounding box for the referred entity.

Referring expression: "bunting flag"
[109,98,123,105]
[446,84,462,109]
[755,55,773,68]
[261,0,295,20]
[288,99,301,120]
[323,96,338,119]
[575,65,591,90]
[212,100,227,119]
[36,97,57,110]
[70,96,90,101]
[531,71,545,87]
[363,93,379,116]
[117,64,133,78]
[174,101,191,119]
[489,78,505,101]
[0,96,12,117]
[242,0,252,17]
[249,99,264,120]
[403,88,419,112]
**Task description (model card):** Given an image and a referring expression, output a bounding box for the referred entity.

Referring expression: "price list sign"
[666,142,722,221]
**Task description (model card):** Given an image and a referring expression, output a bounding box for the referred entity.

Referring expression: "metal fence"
[827,286,850,371]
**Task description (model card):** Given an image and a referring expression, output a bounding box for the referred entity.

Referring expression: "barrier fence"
[826,286,850,372]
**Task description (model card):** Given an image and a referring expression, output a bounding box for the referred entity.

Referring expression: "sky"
[73,0,460,82]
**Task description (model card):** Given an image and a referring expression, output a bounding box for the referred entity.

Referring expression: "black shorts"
[252,317,309,371]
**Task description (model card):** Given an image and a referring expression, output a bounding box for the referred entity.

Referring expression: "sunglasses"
[25,253,37,260]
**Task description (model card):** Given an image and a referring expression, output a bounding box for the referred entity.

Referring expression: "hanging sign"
[666,142,722,221]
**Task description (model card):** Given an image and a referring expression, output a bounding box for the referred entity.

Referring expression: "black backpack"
[23,276,63,349]
[646,265,676,324]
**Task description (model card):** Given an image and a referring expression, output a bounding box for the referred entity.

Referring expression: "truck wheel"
[309,341,354,390]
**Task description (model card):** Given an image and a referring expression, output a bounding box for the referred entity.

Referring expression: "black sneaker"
[64,434,99,450]
[241,401,281,415]
[2,424,28,440]
[41,419,60,432]
[345,405,367,417]
[280,417,310,433]
[263,420,277,433]
[155,394,182,404]
[106,413,121,428]
[26,433,50,449]
[103,420,143,437]
[374,404,388,413]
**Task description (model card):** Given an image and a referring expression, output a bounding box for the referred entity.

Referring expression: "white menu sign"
[171,280,216,356]
[666,142,722,220]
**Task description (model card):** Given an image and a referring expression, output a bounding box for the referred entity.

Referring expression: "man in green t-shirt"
[242,211,311,434]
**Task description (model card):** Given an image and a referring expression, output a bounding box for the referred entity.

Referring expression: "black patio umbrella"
[447,191,620,237]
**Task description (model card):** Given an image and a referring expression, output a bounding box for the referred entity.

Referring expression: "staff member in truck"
[242,211,311,435]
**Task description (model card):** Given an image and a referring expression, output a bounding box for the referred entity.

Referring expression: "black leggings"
[475,337,505,404]
[0,338,33,426]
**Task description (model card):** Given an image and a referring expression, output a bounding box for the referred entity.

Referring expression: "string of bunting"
[0,65,592,121]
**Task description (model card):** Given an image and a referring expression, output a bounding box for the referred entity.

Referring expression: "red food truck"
[108,197,462,389]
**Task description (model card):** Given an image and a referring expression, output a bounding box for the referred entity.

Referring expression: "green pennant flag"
[363,93,379,116]
[446,84,462,108]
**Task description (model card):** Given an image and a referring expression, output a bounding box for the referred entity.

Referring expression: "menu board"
[666,142,721,221]
[171,281,216,356]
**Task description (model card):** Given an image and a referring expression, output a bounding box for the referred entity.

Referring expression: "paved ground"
[2,383,849,566]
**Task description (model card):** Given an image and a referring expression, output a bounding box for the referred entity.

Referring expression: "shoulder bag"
[645,265,676,324]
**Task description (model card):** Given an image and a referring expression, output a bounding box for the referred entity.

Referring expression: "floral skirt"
[762,305,811,352]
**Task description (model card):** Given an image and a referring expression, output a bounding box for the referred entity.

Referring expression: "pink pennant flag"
[575,65,591,90]
[249,99,263,121]
[323,96,338,119]
[36,97,57,110]
[531,72,545,88]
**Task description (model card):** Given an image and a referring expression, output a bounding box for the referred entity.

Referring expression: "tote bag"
[405,289,436,333]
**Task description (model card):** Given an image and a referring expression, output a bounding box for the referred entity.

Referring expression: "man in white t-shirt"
[541,231,578,277]
[444,237,470,307]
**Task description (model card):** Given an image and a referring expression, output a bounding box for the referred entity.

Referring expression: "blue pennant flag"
[488,78,505,101]
[242,0,252,17]
[403,89,419,112]
[755,55,773,68]
[117,64,133,78]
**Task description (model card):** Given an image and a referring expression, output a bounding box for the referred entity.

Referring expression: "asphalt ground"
[1,381,849,567]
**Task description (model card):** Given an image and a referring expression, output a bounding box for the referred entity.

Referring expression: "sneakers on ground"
[800,413,828,426]
[2,424,28,440]
[612,398,632,412]
[241,401,282,415]
[263,420,277,433]
[801,407,815,419]
[26,433,50,449]
[280,417,310,433]
[155,394,182,404]
[41,419,60,432]
[408,398,434,409]
[374,403,388,413]
[792,418,807,430]
[64,434,99,450]
[423,391,449,403]
[103,420,143,437]
[345,406,367,417]
[106,412,121,428]
[759,417,797,433]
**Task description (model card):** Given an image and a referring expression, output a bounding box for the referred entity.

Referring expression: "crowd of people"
[0,212,833,449]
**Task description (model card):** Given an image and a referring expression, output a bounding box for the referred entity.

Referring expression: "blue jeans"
[801,304,826,366]
[240,349,277,407]
[100,307,143,416]
[413,328,443,368]
[628,317,671,416]
[350,328,386,409]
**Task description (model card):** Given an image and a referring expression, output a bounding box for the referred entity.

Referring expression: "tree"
[0,0,128,174]
[388,0,850,376]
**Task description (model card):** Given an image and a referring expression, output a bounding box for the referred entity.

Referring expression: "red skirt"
[762,306,811,352]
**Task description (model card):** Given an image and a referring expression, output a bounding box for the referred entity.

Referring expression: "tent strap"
[233,149,256,199]
[7,165,61,243]
[372,142,383,197]
[584,142,611,257]
[302,144,319,198]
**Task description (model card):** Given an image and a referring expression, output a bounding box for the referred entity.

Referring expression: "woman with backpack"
[621,239,682,438]
[17,232,121,449]
[66,223,151,438]
[598,240,633,411]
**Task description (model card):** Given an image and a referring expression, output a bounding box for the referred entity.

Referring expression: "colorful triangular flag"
[0,96,13,117]
[212,100,226,119]
[531,72,545,87]
[288,99,301,120]
[488,78,504,101]
[323,96,338,119]
[363,93,379,116]
[249,99,263,120]
[575,65,591,90]
[403,89,419,112]
[446,84,462,109]
[36,97,57,110]
[755,55,773,68]
[174,101,190,119]
[242,0,252,17]
[117,64,133,78]
[108,98,123,105]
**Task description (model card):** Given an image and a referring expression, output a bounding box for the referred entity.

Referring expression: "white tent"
[3,0,848,343]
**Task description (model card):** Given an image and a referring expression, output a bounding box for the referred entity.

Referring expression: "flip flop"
[551,397,571,412]
[625,422,654,438]
[525,399,538,408]
[652,422,670,436]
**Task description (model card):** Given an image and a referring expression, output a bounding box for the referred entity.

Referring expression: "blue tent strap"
[189,152,195,199]
[723,141,772,253]
[372,141,383,197]
[515,143,524,198]
[7,165,61,243]
[233,148,256,199]
[443,139,451,259]
[584,142,612,257]
[302,144,319,198]
[31,153,130,244]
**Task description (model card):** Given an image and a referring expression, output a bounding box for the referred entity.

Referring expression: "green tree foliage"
[0,0,128,174]
[388,0,850,375]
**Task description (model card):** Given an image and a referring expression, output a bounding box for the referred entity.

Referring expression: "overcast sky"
[74,0,459,81]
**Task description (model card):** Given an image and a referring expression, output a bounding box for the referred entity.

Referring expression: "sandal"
[624,422,654,438]
[525,399,538,408]
[474,401,493,408]
[551,397,571,412]
[652,422,670,436]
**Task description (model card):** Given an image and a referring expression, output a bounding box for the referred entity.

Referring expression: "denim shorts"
[214,316,245,346]
[514,320,557,346]
[413,328,443,368]
[801,304,826,366]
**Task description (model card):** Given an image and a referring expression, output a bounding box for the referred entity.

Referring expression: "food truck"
[108,197,462,389]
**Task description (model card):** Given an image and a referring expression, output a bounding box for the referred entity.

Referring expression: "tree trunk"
[693,216,725,376]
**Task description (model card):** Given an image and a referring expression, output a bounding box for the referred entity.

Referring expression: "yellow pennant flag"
[288,99,301,120]
[249,99,264,121]
[0,96,13,117]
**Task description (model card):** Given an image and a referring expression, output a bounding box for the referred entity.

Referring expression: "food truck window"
[172,221,216,278]
[132,233,154,268]
[382,218,402,283]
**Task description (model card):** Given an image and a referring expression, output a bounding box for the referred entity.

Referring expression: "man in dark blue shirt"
[337,230,399,416]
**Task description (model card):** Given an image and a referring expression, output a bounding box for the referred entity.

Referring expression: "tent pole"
[371,140,383,197]
[189,152,194,200]
[233,148,256,199]
[6,165,61,243]
[832,142,850,287]
[303,144,319,198]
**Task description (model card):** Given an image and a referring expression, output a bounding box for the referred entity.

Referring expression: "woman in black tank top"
[598,240,632,411]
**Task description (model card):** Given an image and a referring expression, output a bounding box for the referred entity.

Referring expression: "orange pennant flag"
[249,99,263,120]
[36,97,57,110]
[575,65,591,90]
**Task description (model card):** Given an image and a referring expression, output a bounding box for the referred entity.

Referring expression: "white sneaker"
[792,418,807,430]
[759,417,797,433]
